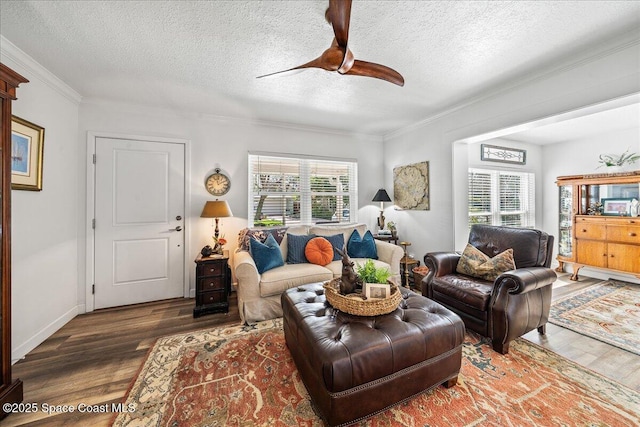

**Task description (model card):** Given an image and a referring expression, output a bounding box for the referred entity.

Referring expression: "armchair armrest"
[375,240,404,275]
[424,252,461,277]
[494,267,557,295]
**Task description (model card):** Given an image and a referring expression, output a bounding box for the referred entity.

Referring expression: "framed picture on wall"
[11,115,44,191]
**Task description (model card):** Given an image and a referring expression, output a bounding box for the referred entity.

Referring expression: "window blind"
[248,153,357,227]
[468,168,535,228]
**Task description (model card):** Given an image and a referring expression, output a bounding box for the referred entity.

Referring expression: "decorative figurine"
[335,247,363,295]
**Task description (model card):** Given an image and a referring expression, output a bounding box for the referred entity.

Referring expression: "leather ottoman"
[282,282,465,427]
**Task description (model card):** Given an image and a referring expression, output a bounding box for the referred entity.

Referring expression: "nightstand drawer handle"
[630,232,637,237]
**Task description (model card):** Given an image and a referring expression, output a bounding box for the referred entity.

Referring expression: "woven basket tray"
[323,278,402,317]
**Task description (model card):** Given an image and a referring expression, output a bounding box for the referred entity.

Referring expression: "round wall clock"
[205,168,231,196]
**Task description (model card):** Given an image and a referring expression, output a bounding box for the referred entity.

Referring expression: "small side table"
[194,253,231,318]
[400,256,420,289]
[373,234,399,246]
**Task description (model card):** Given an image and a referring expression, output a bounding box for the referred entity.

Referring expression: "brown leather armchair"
[423,224,557,354]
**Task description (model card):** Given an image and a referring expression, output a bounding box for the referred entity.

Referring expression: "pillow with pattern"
[456,244,515,281]
[237,227,288,252]
[286,233,316,264]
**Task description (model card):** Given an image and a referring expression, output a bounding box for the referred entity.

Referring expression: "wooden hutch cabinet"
[556,170,640,280]
[0,64,28,419]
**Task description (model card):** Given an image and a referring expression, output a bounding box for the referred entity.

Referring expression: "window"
[468,168,535,228]
[248,153,357,227]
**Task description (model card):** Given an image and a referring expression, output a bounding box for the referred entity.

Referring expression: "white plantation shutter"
[468,168,534,228]
[468,170,493,225]
[248,153,357,226]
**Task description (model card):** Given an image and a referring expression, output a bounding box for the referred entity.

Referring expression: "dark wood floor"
[4,276,639,426]
[5,295,242,426]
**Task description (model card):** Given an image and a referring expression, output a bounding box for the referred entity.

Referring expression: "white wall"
[2,39,82,362]
[383,32,640,264]
[78,100,385,303]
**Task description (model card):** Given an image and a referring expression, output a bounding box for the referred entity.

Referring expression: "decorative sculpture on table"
[336,247,363,295]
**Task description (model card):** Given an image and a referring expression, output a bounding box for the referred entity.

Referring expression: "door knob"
[174,226,183,232]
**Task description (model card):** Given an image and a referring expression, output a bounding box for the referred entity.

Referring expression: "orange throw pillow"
[305,237,335,266]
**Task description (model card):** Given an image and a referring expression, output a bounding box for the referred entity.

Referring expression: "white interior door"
[94,137,185,309]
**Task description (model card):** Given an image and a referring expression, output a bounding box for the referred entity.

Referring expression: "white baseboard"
[12,305,79,364]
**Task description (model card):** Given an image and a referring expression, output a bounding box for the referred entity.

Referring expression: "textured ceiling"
[508,103,640,145]
[1,1,639,136]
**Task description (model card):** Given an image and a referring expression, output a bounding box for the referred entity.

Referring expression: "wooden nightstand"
[194,253,231,318]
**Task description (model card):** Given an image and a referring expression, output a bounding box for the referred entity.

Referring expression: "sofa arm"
[424,252,460,277]
[234,251,261,297]
[494,267,557,295]
[375,241,404,275]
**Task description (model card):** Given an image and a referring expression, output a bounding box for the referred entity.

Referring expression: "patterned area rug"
[550,279,640,356]
[112,319,640,427]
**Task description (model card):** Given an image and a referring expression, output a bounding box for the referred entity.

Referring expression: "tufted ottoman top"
[282,282,465,393]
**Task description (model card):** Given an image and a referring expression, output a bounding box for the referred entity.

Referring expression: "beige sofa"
[234,223,404,324]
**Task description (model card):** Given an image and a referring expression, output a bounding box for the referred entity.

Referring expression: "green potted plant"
[387,221,397,238]
[356,260,392,284]
[597,148,640,172]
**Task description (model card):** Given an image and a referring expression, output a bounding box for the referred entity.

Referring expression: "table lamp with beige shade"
[200,200,233,255]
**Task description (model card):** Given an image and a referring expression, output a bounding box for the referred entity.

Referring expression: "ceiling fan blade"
[327,0,351,48]
[343,59,405,86]
[256,56,330,79]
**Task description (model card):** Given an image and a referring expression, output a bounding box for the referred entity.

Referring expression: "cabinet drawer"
[197,290,226,305]
[606,226,640,244]
[197,261,225,277]
[198,277,226,292]
[575,224,606,240]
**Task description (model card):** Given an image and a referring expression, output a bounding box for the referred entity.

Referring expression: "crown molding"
[0,35,82,104]
[80,97,382,141]
[384,30,640,140]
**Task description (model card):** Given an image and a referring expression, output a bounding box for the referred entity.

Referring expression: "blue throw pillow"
[249,234,284,274]
[286,233,316,264]
[347,230,378,259]
[322,233,345,261]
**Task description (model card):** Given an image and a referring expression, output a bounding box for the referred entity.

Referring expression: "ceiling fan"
[257,0,404,86]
